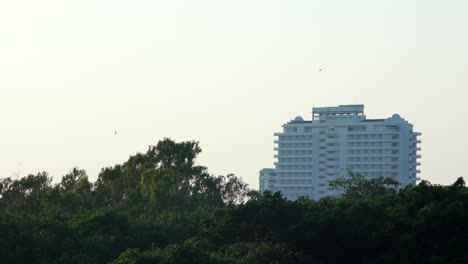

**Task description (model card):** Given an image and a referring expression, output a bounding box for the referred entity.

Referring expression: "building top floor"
[313,104,364,116]
[284,104,415,129]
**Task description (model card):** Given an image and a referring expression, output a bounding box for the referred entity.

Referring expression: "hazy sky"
[1,0,467,188]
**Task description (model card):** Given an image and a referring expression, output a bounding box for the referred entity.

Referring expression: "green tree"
[0,172,51,214]
[94,151,155,211]
[217,174,250,205]
[330,170,399,199]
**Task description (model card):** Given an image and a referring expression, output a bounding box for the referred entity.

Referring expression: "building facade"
[259,105,421,200]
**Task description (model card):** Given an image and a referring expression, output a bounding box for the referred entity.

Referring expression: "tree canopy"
[0,138,466,263]
[329,169,400,199]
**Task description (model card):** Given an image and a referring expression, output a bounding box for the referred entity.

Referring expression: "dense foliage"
[1,138,467,263]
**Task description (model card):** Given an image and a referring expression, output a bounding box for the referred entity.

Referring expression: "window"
[348,126,366,131]
[285,127,297,132]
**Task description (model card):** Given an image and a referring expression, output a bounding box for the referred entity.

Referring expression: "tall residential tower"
[259,105,421,200]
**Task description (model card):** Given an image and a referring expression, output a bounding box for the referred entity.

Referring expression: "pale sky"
[1,0,467,188]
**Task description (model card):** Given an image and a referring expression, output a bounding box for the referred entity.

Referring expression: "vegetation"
[0,138,467,263]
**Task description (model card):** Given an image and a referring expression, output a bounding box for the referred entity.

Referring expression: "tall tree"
[330,170,399,199]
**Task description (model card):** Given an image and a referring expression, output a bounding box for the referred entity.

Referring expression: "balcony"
[274,147,312,151]
[275,184,315,188]
[347,131,400,136]
[346,138,399,142]
[274,162,313,166]
[347,161,399,165]
[276,176,313,180]
[349,168,400,173]
[274,154,313,158]
[347,153,400,157]
[274,132,314,136]
[276,169,314,173]
[274,140,313,144]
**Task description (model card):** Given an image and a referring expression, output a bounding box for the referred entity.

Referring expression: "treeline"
[0,139,467,263]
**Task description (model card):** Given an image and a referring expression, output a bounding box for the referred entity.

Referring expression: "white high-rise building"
[259,105,421,200]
